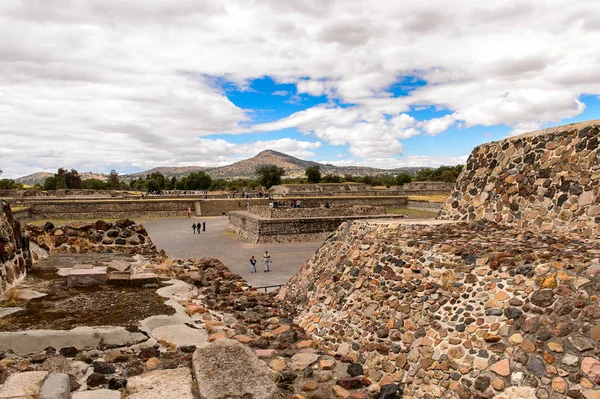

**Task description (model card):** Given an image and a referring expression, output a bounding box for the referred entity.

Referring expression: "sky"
[2,0,600,179]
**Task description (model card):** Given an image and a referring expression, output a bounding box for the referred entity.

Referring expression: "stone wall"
[197,199,271,216]
[26,199,197,219]
[9,196,406,220]
[247,205,387,219]
[401,181,455,191]
[227,211,407,243]
[279,219,600,398]
[406,200,444,212]
[0,201,31,297]
[438,120,600,236]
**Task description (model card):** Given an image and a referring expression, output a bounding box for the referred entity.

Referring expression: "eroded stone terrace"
[280,220,600,398]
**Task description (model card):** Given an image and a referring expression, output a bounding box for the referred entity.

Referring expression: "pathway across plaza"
[141,217,323,289]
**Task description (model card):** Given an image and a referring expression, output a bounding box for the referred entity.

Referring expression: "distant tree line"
[13,163,464,193]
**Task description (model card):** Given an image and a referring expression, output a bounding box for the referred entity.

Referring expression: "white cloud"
[325,155,469,169]
[2,0,600,177]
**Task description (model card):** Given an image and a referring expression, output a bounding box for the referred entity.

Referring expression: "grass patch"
[408,195,448,203]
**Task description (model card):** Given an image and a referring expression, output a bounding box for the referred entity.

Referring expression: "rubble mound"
[25,219,157,256]
[279,219,600,398]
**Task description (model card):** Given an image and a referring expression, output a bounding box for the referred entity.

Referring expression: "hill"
[207,150,320,179]
[15,172,108,186]
[15,150,423,184]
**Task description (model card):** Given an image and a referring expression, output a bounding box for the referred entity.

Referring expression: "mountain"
[15,172,108,186]
[15,150,422,184]
[208,150,320,179]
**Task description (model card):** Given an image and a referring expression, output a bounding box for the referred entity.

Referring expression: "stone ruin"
[0,200,31,298]
[24,219,157,256]
[438,120,600,237]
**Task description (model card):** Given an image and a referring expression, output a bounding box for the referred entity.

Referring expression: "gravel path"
[141,216,323,289]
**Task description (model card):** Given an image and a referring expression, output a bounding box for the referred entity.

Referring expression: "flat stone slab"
[193,339,280,399]
[39,373,70,399]
[72,263,94,270]
[130,273,159,286]
[151,324,208,347]
[67,269,107,288]
[139,299,193,335]
[14,289,47,300]
[0,326,147,355]
[0,371,48,399]
[125,368,194,399]
[156,279,194,299]
[72,389,121,399]
[0,307,23,318]
[57,268,72,277]
[106,260,131,272]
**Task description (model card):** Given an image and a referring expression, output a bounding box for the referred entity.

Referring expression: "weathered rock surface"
[0,326,148,355]
[193,339,281,399]
[280,218,600,398]
[0,201,31,297]
[125,368,194,399]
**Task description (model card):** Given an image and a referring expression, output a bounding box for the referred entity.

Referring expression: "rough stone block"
[106,272,130,286]
[125,368,194,399]
[67,268,106,287]
[39,373,70,399]
[193,339,280,399]
[0,371,48,399]
[130,273,159,287]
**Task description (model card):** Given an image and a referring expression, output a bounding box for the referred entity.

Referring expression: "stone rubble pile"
[25,219,157,256]
[280,219,600,399]
[438,120,600,238]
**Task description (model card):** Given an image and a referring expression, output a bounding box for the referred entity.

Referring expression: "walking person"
[192,223,197,234]
[262,250,271,272]
[249,256,257,273]
[202,221,206,232]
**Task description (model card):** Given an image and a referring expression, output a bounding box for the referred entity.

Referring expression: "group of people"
[192,222,206,233]
[249,251,271,273]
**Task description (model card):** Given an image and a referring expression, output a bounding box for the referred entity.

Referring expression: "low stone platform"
[227,211,414,243]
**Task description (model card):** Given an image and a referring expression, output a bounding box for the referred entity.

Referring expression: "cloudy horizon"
[2,0,600,179]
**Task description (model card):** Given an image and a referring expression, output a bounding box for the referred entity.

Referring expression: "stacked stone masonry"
[0,201,31,297]
[280,219,600,398]
[247,205,387,219]
[438,120,600,237]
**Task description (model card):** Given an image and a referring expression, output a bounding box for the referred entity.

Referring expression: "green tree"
[394,172,412,186]
[64,169,83,189]
[255,165,285,189]
[322,174,342,183]
[305,165,321,183]
[146,172,167,190]
[83,178,107,190]
[146,179,161,193]
[107,170,120,189]
[177,171,212,190]
[0,179,22,189]
[55,179,67,190]
[43,176,58,190]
